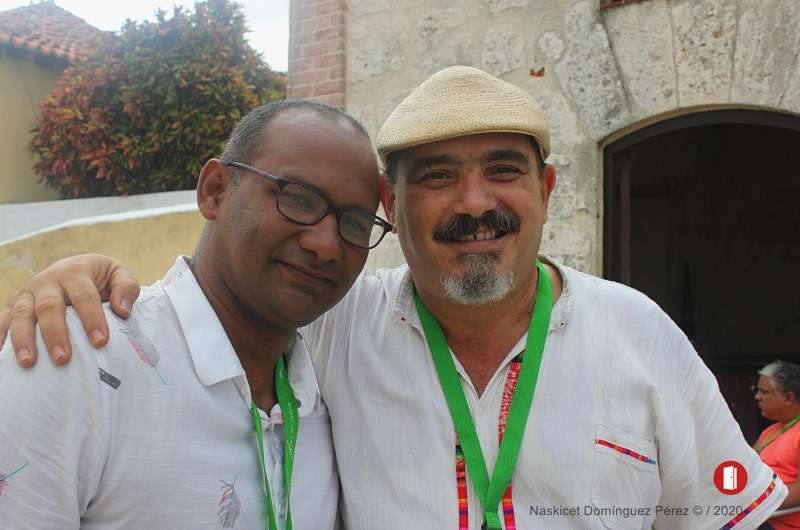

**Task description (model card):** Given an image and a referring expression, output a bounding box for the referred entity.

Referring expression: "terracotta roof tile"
[0,1,108,63]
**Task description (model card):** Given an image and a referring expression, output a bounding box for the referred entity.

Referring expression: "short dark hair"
[220,99,371,168]
[382,135,546,185]
[760,360,800,399]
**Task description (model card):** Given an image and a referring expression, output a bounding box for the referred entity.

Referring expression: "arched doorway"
[603,109,800,442]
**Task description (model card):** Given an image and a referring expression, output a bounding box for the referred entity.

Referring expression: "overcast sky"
[0,0,290,71]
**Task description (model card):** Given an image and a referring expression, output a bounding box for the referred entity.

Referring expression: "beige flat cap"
[376,65,550,166]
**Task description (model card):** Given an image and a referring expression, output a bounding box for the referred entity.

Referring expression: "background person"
[755,360,800,530]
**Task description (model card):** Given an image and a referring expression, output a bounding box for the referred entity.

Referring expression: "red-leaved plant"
[30,0,286,198]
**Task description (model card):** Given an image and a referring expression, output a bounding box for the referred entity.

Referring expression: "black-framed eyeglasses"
[226,162,393,249]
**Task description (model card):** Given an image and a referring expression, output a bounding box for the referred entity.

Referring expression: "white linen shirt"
[0,257,338,530]
[304,257,786,530]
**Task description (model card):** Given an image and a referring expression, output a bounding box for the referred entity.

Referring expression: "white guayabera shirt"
[0,257,338,530]
[303,256,787,530]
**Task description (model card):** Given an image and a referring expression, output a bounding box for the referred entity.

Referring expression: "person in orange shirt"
[756,361,800,530]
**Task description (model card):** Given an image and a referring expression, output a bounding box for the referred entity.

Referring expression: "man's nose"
[297,213,343,262]
[453,171,498,217]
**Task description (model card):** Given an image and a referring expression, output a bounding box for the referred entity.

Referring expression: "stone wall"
[343,0,800,274]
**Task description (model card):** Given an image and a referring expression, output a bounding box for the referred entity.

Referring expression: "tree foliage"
[31,0,286,198]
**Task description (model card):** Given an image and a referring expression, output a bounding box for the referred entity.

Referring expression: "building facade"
[0,1,105,204]
[288,0,800,441]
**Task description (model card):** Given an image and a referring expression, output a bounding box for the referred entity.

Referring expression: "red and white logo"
[713,460,748,495]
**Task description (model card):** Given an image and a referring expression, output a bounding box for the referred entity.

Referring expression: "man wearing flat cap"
[0,66,787,529]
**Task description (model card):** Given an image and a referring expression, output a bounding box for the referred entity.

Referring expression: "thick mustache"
[433,209,520,241]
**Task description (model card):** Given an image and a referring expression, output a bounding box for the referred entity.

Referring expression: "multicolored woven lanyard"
[754,413,800,453]
[456,355,524,529]
[250,356,299,530]
[416,260,553,530]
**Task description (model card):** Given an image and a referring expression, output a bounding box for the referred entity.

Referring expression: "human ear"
[541,163,557,223]
[379,173,398,230]
[196,159,231,221]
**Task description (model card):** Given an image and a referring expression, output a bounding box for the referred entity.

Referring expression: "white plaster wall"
[347,0,800,274]
[0,190,197,244]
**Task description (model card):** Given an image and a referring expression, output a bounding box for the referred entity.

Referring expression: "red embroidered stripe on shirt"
[595,438,657,465]
[719,474,778,530]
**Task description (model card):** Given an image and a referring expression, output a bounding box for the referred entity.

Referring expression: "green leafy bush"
[31,0,286,198]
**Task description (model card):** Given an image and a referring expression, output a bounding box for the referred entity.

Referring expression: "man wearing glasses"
[0,66,787,529]
[0,100,390,528]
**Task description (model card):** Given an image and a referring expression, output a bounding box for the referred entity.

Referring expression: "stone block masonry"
[340,0,800,273]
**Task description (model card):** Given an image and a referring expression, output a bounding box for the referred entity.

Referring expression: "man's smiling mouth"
[451,229,507,242]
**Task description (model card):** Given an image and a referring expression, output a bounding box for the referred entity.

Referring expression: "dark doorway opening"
[603,109,800,442]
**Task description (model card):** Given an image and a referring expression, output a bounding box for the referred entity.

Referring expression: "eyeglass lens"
[277,181,385,248]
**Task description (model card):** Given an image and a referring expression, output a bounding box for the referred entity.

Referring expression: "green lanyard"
[755,413,800,453]
[415,260,553,530]
[250,356,299,530]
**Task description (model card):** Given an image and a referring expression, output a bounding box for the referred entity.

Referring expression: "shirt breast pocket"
[591,423,661,530]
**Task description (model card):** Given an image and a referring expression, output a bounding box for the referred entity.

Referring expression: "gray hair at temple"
[759,360,800,398]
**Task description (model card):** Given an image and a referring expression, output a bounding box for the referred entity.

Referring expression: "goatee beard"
[440,253,513,305]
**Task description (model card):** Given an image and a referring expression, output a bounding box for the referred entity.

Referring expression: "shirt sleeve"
[0,313,108,529]
[652,319,787,530]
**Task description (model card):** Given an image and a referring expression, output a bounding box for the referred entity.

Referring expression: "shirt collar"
[390,263,422,331]
[284,333,322,418]
[390,255,574,333]
[161,256,320,417]
[539,254,574,333]
[162,257,242,387]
